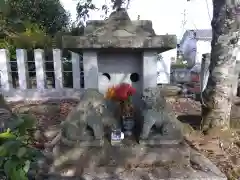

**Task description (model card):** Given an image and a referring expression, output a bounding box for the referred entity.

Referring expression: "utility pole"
[181,9,187,37]
[177,8,188,62]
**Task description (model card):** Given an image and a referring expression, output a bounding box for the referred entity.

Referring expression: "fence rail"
[0,49,84,101]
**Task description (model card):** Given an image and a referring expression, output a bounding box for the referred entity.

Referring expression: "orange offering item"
[105,86,116,100]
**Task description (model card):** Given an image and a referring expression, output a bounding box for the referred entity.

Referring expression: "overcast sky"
[60,0,213,39]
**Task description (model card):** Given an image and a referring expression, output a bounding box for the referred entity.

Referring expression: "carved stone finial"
[108,8,130,21]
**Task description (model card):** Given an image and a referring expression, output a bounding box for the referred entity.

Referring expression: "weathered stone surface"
[62,35,176,50]
[47,143,190,176]
[160,85,182,96]
[62,9,177,50]
[54,89,120,147]
[33,146,226,180]
[139,87,183,145]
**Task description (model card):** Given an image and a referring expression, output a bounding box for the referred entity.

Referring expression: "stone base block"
[139,139,183,146]
[60,139,104,147]
[34,147,226,180]
[35,143,226,180]
[110,144,190,167]
[80,166,227,180]
[103,142,189,164]
[32,146,227,180]
[49,143,190,176]
[75,140,104,147]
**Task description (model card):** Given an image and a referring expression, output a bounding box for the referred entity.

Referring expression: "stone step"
[49,143,190,176]
[34,166,226,180]
[32,147,226,180]
[139,138,183,146]
[98,144,190,168]
[80,166,226,180]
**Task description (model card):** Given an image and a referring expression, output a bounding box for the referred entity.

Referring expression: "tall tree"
[76,0,129,24]
[201,0,240,132]
[0,0,71,50]
[2,0,70,35]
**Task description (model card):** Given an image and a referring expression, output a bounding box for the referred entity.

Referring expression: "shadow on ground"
[177,115,202,130]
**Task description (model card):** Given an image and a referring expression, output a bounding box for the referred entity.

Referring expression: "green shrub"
[0,114,43,180]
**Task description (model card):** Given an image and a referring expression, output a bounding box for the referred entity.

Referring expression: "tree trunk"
[202,0,240,132]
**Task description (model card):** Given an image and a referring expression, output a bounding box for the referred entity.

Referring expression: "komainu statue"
[50,89,120,150]
[139,87,183,145]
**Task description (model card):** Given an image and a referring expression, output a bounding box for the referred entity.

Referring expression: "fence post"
[16,49,29,90]
[83,51,98,89]
[53,49,63,90]
[0,49,13,91]
[34,49,46,90]
[71,52,81,89]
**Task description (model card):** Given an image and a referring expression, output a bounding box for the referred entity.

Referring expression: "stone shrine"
[43,88,226,180]
[62,8,176,95]
[62,8,180,145]
[41,9,228,180]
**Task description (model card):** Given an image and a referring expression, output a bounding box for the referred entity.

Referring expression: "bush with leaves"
[0,114,43,180]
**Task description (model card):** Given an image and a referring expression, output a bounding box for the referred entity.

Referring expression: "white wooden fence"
[0,49,84,101]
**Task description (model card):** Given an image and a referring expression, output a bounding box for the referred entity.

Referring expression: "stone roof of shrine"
[62,9,177,50]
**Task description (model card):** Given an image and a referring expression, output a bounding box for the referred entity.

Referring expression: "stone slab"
[32,169,227,180]
[32,147,226,180]
[62,35,177,50]
[139,139,183,146]
[60,139,104,147]
[47,143,190,176]
[190,149,226,179]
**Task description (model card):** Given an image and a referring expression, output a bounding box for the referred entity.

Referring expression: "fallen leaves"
[167,98,240,179]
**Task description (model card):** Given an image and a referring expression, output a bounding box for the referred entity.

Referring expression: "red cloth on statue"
[114,83,136,101]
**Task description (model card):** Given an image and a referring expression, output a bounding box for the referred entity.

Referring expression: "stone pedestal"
[36,143,226,180]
